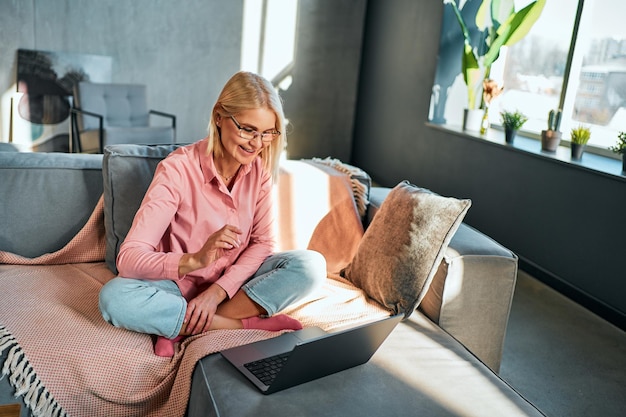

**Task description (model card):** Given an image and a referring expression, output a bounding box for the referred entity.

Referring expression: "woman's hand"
[182,284,228,335]
[178,224,242,277]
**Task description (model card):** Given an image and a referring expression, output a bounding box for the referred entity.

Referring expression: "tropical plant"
[444,0,546,110]
[500,109,528,130]
[609,131,626,155]
[570,125,591,145]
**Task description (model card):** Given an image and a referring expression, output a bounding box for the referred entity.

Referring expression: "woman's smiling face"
[220,107,276,167]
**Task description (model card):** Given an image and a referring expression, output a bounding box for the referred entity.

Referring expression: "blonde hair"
[207,71,285,180]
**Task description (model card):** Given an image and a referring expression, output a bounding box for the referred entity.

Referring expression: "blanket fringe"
[0,326,67,417]
[309,157,370,219]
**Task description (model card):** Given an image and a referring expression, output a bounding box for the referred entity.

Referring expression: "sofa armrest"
[367,187,517,373]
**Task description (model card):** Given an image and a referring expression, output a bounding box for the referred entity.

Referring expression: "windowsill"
[427,123,626,182]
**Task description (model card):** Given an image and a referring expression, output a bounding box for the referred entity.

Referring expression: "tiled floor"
[500,270,625,417]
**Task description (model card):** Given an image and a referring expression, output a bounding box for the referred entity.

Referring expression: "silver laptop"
[220,314,403,394]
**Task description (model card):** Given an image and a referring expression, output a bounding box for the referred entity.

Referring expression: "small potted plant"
[609,131,626,173]
[500,110,528,144]
[570,125,591,160]
[541,109,562,152]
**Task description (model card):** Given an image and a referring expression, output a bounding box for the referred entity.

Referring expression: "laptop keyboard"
[244,352,290,385]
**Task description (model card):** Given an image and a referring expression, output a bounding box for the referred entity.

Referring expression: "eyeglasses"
[229,116,280,142]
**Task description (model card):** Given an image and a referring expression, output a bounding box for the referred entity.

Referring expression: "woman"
[99,71,327,357]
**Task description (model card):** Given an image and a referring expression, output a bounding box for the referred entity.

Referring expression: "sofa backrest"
[0,151,103,257]
[0,142,19,152]
[0,144,372,274]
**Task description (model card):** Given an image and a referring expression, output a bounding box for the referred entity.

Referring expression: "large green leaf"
[503,0,546,45]
[475,0,491,31]
[462,43,482,109]
[482,0,545,67]
[490,0,514,27]
[476,0,514,30]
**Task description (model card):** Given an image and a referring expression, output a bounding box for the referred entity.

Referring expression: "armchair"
[70,82,176,153]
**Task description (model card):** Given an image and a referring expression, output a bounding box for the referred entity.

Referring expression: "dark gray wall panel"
[281,0,366,161]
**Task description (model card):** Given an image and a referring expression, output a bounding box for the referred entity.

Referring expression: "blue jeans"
[99,249,326,338]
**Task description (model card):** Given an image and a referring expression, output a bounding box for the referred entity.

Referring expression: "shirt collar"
[199,139,254,183]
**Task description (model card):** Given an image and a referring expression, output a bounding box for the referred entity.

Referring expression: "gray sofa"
[0,145,545,417]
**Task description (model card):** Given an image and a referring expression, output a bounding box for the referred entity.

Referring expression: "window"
[492,0,576,135]
[241,0,298,90]
[432,0,626,157]
[568,0,626,149]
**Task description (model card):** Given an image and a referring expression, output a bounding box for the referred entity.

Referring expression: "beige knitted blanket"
[0,172,387,417]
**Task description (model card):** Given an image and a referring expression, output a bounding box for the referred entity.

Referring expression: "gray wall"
[353,0,626,327]
[0,0,242,144]
[0,0,364,159]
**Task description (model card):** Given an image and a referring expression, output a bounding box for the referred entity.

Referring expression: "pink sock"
[154,335,184,357]
[242,314,303,331]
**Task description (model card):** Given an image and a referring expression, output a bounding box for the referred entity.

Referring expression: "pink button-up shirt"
[116,139,275,300]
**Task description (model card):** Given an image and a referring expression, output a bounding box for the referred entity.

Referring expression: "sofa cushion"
[103,144,184,273]
[341,181,471,317]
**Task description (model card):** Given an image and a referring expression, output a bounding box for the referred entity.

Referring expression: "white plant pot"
[463,109,484,132]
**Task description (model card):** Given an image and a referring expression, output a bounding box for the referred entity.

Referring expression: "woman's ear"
[215,113,222,127]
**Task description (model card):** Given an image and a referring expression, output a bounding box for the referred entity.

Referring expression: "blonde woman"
[99,71,326,357]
